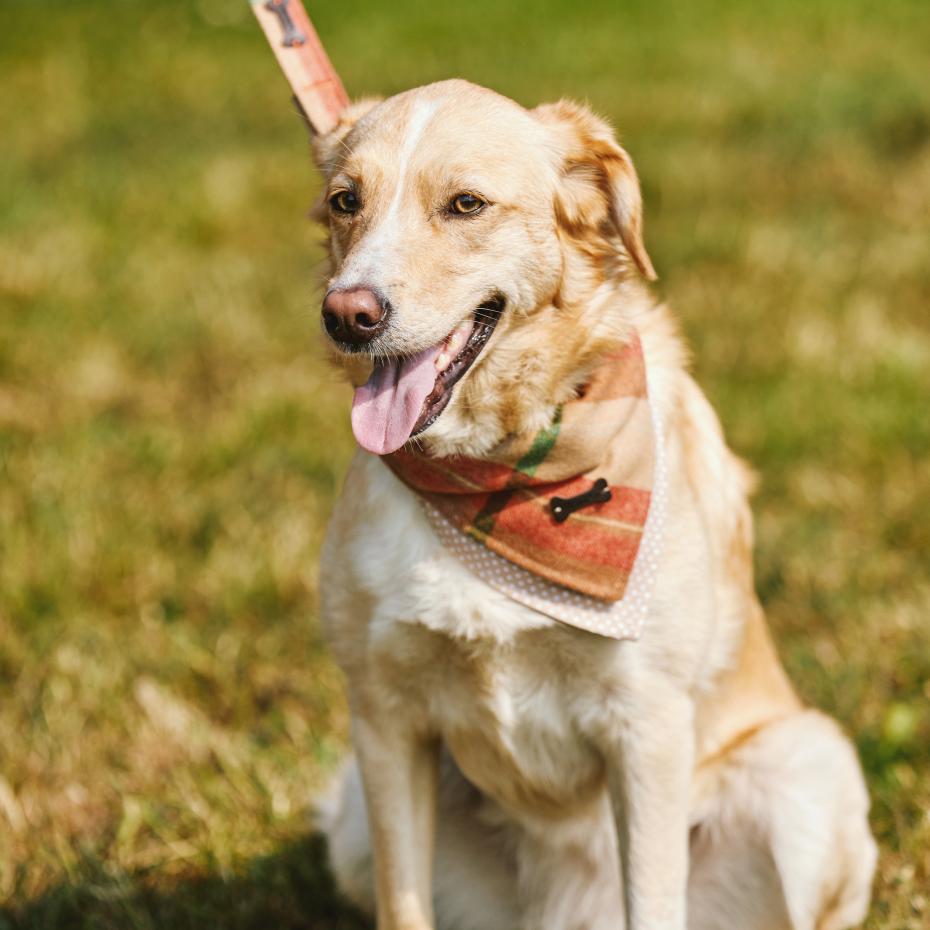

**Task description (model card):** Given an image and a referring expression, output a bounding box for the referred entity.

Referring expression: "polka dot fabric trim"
[421,405,669,641]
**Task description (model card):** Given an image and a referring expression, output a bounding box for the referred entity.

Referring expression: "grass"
[0,0,928,926]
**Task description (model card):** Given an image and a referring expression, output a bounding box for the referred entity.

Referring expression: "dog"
[312,79,876,930]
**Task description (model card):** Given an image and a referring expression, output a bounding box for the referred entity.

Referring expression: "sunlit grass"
[1,0,928,926]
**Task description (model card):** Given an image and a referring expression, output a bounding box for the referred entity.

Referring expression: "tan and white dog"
[313,79,876,930]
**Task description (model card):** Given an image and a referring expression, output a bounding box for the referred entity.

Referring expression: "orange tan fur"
[314,80,876,930]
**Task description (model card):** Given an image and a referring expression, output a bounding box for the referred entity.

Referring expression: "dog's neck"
[417,270,652,460]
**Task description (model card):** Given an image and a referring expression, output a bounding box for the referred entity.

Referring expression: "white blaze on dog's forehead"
[333,98,441,290]
[387,98,441,218]
[363,98,441,255]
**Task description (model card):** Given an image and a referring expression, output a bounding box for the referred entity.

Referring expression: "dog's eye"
[329,190,360,215]
[449,193,486,216]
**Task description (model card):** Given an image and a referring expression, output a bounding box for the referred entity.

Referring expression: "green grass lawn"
[1,0,928,926]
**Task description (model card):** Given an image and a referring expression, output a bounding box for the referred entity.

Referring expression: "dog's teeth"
[435,320,475,373]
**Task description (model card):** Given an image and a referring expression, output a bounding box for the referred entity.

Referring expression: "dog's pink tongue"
[351,345,442,455]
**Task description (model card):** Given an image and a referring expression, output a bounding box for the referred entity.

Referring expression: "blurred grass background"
[1,0,928,926]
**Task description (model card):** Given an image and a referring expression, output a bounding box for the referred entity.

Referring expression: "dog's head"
[312,79,655,457]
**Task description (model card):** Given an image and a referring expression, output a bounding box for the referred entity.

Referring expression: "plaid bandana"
[385,334,655,604]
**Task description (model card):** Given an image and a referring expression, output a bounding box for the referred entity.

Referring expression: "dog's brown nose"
[322,287,390,347]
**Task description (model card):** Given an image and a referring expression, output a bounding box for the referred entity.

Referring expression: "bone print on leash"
[264,0,306,47]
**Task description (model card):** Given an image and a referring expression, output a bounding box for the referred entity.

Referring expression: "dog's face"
[313,79,655,457]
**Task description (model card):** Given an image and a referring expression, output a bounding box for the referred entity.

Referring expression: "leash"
[250,0,349,135]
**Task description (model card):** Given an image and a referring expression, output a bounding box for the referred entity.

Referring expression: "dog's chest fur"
[321,451,714,819]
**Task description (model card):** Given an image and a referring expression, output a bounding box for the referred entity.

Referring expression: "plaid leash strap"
[386,335,655,602]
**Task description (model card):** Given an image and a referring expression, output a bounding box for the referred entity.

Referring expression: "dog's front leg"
[352,711,439,930]
[605,693,694,930]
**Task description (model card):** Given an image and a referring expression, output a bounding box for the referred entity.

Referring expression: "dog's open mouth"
[351,296,504,455]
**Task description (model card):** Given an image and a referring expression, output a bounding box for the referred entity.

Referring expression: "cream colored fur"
[313,79,876,930]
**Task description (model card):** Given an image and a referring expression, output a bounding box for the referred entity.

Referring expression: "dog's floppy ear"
[309,97,382,173]
[534,100,656,281]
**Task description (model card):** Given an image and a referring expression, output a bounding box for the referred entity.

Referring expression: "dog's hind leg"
[318,758,377,916]
[686,710,876,930]
[321,752,521,930]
